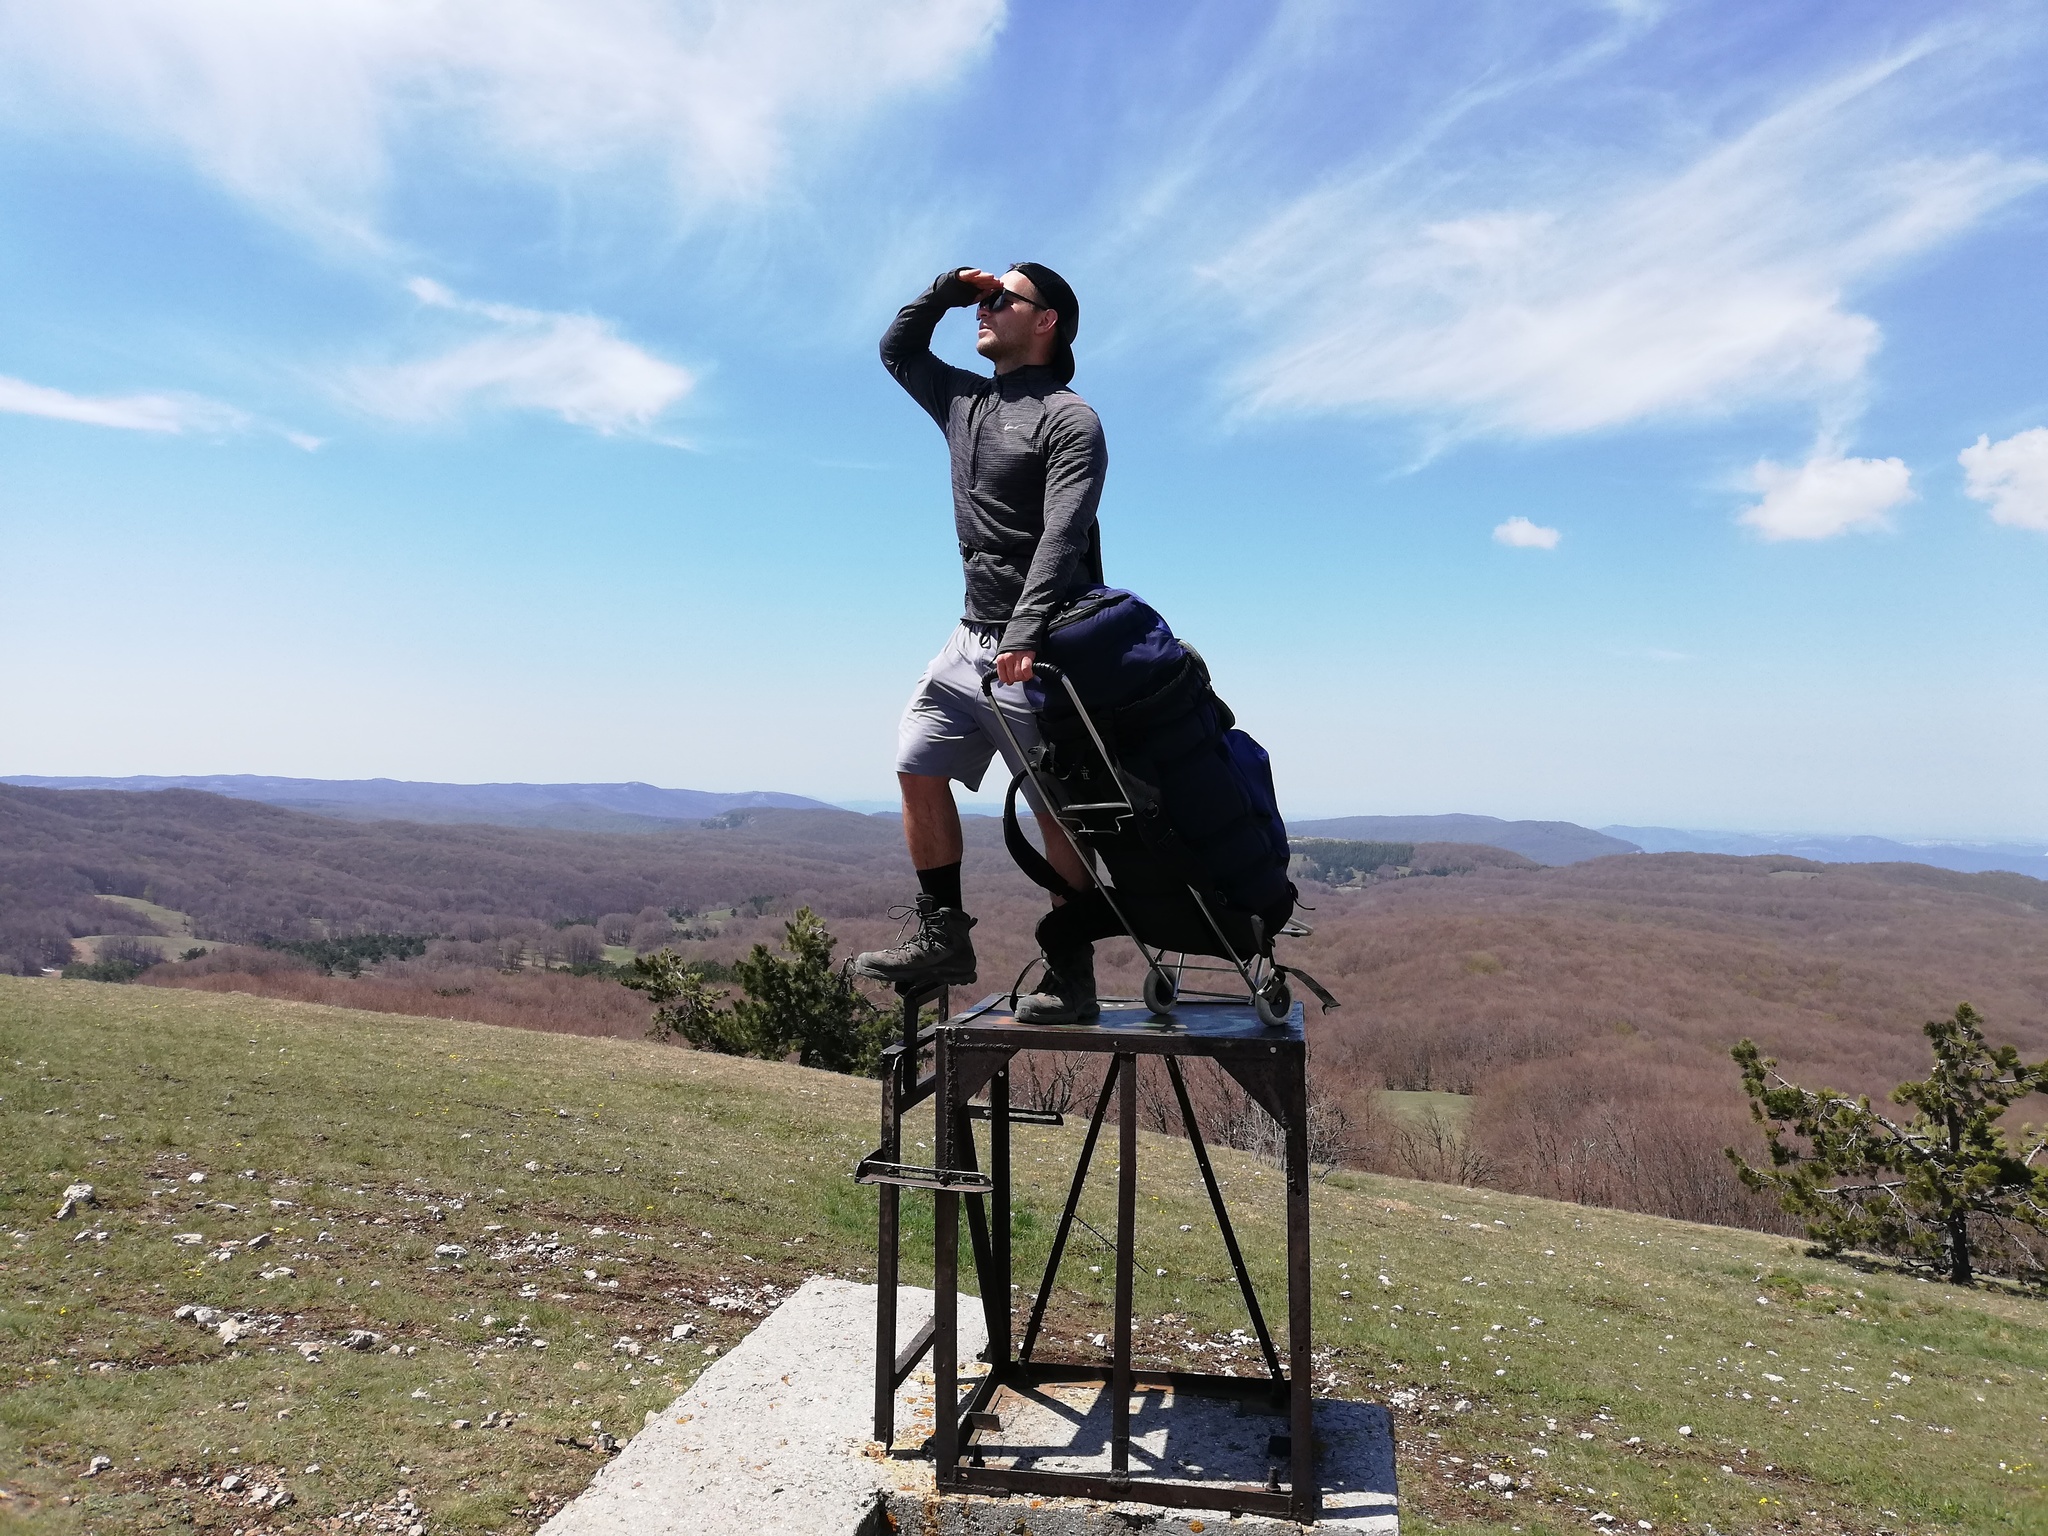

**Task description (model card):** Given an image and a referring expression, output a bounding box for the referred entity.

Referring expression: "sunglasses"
[977,287,1048,314]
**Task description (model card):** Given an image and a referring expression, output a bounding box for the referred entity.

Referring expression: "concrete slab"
[540,1278,1396,1535]
[537,1277,986,1536]
[880,1381,1397,1535]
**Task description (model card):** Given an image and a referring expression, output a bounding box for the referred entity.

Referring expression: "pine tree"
[624,907,888,1075]
[1728,1004,2048,1284]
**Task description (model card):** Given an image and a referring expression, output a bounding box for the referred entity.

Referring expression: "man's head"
[974,263,1079,382]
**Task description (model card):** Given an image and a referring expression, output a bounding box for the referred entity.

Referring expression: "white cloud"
[1959,427,2048,532]
[1493,516,1561,549]
[1737,449,1911,541]
[342,280,692,433]
[1204,36,2047,439]
[0,373,248,435]
[0,0,1004,244]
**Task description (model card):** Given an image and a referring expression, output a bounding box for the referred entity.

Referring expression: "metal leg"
[1112,1054,1136,1474]
[873,1042,903,1443]
[991,1067,1012,1366]
[934,1033,960,1483]
[1164,1057,1283,1382]
[1019,1059,1120,1363]
[1285,1062,1314,1518]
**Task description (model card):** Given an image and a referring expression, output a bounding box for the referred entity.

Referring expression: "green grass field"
[1383,1090,1475,1132]
[2,976,2042,1534]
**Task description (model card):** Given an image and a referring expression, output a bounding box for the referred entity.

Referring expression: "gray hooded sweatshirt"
[882,269,1107,654]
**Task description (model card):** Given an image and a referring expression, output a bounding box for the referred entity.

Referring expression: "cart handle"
[978,659,1064,697]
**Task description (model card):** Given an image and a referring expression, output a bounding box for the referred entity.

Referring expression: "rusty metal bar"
[1112,1053,1136,1474]
[990,1067,1012,1367]
[933,1028,960,1479]
[1285,1055,1314,1519]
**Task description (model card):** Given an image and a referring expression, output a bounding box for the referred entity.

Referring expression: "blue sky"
[2,0,2044,838]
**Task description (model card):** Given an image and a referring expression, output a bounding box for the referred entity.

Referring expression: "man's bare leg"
[851,773,979,985]
[900,772,1091,895]
[900,772,963,870]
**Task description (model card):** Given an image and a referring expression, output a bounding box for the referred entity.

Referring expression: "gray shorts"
[895,623,1049,813]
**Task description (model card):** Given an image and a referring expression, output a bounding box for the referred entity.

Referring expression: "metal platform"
[860,987,1316,1521]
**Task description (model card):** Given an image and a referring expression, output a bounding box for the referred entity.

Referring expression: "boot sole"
[1013,1003,1101,1026]
[852,961,978,987]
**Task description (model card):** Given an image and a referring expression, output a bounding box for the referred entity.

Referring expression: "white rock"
[217,1318,253,1344]
[83,1455,112,1477]
[246,1232,272,1250]
[187,1173,206,1184]
[172,1233,204,1246]
[668,1323,695,1341]
[190,1306,222,1327]
[343,1330,384,1351]
[435,1244,468,1261]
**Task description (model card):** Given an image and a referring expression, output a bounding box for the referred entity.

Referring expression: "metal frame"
[859,994,1316,1521]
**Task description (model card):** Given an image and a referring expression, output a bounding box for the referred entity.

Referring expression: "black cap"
[1009,262,1078,384]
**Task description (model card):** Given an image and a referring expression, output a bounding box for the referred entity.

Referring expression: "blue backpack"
[1008,589,1297,942]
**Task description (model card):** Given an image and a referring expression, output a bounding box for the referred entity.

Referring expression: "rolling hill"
[0,775,833,830]
[1293,815,1640,866]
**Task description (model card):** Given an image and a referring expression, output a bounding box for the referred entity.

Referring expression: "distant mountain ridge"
[0,775,833,831]
[1291,814,1639,866]
[1604,825,2048,879]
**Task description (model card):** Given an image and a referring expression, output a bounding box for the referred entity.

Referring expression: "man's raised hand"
[954,267,1001,303]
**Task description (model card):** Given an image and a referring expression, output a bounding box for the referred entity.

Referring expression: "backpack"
[1008,589,1297,943]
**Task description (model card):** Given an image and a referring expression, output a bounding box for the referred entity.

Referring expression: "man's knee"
[900,772,955,808]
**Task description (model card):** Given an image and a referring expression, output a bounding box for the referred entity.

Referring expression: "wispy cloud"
[1493,516,1561,549]
[1737,448,1911,542]
[341,278,692,434]
[0,373,248,435]
[0,0,1004,246]
[1184,24,2046,441]
[1959,427,2048,532]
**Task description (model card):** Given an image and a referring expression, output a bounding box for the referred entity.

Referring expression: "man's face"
[975,271,1056,369]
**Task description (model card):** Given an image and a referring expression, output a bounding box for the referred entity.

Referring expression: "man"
[851,262,1106,1024]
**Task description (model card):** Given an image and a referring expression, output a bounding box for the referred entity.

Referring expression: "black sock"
[917,862,964,913]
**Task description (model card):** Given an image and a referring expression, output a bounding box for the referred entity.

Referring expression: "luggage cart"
[981,661,1335,1027]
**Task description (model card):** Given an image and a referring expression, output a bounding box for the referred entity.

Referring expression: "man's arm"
[997,402,1109,660]
[880,269,989,429]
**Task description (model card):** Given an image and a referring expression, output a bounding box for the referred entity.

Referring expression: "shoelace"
[882,902,947,948]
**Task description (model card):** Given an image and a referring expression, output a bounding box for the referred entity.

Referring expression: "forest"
[6,781,2045,1245]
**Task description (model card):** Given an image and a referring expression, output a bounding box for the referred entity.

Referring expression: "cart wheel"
[1254,977,1293,1029]
[1142,966,1178,1016]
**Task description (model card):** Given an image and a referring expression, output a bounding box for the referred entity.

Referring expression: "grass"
[1,975,2043,1535]
[1383,1090,1475,1132]
[66,899,221,966]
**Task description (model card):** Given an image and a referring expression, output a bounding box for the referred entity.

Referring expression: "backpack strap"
[1274,963,1341,1012]
[1003,770,1082,900]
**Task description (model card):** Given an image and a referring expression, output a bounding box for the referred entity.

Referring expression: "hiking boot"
[852,895,977,987]
[1014,945,1098,1025]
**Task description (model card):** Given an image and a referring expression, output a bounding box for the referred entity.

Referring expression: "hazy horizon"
[7,772,2043,846]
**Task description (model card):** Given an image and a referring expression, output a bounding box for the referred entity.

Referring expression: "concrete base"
[538,1277,986,1536]
[539,1278,1396,1536]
